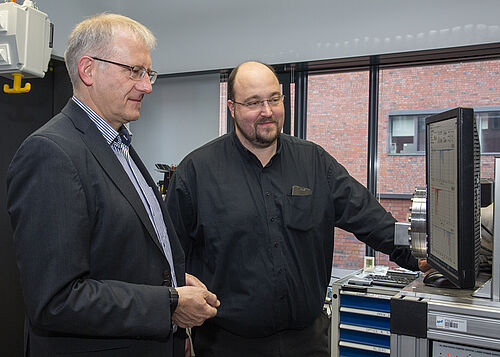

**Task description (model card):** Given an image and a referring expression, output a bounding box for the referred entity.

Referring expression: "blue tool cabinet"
[330,271,402,357]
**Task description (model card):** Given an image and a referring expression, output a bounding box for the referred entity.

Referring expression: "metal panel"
[390,334,428,357]
[493,157,500,301]
[428,330,500,351]
[427,302,500,349]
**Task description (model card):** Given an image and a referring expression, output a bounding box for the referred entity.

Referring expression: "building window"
[306,71,370,270]
[389,109,500,155]
[477,110,500,154]
[219,81,227,136]
[389,114,426,154]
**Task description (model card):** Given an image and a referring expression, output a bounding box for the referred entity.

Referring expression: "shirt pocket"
[284,194,314,231]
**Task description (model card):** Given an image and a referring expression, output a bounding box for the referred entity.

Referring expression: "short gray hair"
[64,13,156,88]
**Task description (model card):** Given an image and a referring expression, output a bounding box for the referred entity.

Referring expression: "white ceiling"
[36,0,500,75]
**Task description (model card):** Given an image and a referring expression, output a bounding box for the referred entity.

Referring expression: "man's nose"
[260,100,273,116]
[136,75,153,93]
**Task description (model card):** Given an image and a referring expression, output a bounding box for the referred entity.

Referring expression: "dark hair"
[227,61,278,100]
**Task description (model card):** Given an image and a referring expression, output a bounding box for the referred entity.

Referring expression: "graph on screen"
[427,117,458,270]
[425,107,480,288]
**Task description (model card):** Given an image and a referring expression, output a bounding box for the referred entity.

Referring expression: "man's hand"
[172,286,220,328]
[418,259,433,273]
[185,273,207,289]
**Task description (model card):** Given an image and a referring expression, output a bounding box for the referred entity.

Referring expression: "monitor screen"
[425,107,481,289]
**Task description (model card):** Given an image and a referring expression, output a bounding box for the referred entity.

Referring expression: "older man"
[7,13,218,356]
[166,61,423,356]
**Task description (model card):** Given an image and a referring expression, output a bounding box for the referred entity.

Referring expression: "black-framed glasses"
[232,95,285,111]
[91,57,158,84]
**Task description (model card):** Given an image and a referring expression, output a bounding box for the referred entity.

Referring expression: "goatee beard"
[255,130,280,146]
[233,106,283,147]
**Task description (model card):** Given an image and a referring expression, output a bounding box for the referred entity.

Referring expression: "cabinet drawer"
[340,294,390,313]
[339,311,390,330]
[340,328,390,348]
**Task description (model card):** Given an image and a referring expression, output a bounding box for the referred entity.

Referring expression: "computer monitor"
[425,107,481,289]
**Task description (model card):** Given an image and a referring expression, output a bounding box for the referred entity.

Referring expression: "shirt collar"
[230,130,282,166]
[118,126,132,147]
[71,96,132,146]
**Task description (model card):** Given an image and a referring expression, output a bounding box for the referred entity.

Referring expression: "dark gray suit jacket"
[7,99,186,356]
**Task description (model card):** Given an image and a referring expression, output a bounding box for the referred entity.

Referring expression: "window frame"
[388,106,500,155]
[475,106,500,155]
[387,109,443,156]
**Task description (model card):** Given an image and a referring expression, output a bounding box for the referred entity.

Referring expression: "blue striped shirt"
[72,96,177,287]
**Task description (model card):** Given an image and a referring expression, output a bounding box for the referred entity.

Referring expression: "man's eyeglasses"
[232,95,285,111]
[91,57,158,84]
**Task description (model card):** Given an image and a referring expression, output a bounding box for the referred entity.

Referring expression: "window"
[307,71,370,270]
[477,110,500,153]
[219,81,227,136]
[388,108,500,155]
[389,114,426,154]
[376,59,500,267]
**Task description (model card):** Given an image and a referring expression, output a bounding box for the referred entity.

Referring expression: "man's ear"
[227,100,235,119]
[77,56,95,86]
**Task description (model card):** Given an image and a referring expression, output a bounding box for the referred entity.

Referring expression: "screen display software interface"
[427,117,459,271]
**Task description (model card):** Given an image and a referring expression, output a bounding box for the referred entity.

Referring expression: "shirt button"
[270,217,275,222]
[274,242,278,248]
[266,192,271,197]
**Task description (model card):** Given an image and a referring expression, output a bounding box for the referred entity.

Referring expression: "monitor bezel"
[425,107,479,289]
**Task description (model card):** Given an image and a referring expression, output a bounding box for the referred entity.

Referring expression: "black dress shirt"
[166,131,418,337]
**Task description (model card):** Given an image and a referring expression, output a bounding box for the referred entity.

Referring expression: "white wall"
[129,73,220,182]
[29,0,500,177]
[39,0,500,75]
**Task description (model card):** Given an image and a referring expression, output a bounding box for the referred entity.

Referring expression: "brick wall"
[376,198,413,267]
[333,199,413,269]
[307,71,369,185]
[377,61,500,193]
